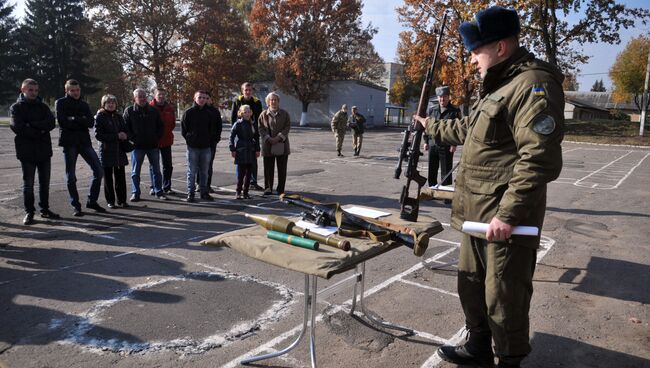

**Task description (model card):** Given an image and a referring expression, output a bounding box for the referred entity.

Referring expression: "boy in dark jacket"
[10,79,60,225]
[229,105,260,199]
[55,79,105,216]
[123,88,166,201]
[181,91,214,202]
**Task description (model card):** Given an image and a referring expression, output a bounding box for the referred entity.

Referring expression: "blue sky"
[360,0,650,92]
[10,0,650,92]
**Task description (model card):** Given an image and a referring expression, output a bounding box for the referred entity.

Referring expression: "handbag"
[120,140,134,153]
[270,141,285,156]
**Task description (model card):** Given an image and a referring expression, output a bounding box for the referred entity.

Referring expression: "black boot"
[437,332,494,368]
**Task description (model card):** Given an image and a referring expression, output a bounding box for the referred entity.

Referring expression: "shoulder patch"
[532,114,556,135]
[532,84,546,96]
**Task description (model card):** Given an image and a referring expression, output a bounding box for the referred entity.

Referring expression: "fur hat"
[435,86,450,96]
[459,6,520,52]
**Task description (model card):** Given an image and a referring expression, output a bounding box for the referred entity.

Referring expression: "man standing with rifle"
[424,86,459,195]
[412,6,564,368]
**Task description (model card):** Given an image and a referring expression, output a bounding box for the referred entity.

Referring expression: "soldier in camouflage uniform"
[331,104,348,156]
[413,6,564,368]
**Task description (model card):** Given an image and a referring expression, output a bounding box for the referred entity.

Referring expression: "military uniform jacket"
[425,103,461,147]
[425,47,564,248]
[331,111,347,132]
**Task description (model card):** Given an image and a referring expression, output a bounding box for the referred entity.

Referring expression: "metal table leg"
[350,262,414,335]
[241,274,319,368]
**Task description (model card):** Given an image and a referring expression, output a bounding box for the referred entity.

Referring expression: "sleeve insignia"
[532,114,556,135]
[532,85,546,96]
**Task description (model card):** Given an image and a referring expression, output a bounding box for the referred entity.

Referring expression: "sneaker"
[263,188,272,196]
[156,193,169,201]
[164,188,175,195]
[107,203,116,209]
[130,194,140,202]
[251,183,264,191]
[86,202,107,212]
[23,212,35,225]
[235,192,243,200]
[200,193,214,201]
[149,188,155,196]
[186,194,195,203]
[73,208,84,217]
[437,343,494,368]
[40,209,60,219]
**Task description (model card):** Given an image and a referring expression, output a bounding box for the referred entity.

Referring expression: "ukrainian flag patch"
[532,85,546,96]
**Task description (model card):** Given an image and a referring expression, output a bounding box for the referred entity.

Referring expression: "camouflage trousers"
[352,131,363,154]
[458,234,537,362]
[335,130,346,152]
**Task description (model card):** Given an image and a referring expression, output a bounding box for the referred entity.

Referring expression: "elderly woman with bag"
[95,94,131,208]
[258,92,291,196]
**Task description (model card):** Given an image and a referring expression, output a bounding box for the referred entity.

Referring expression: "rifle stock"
[394,12,448,222]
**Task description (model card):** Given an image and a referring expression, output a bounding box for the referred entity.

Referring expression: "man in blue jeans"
[55,79,105,216]
[123,88,166,202]
[182,91,215,202]
[10,78,60,225]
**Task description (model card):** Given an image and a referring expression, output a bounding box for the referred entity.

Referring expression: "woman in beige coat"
[258,92,291,195]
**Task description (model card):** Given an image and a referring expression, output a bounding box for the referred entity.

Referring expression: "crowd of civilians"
[9,79,292,225]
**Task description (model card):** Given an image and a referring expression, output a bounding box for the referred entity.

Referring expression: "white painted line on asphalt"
[573,151,633,189]
[611,151,650,189]
[398,278,459,298]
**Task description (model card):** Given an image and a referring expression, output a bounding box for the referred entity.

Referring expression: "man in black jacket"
[182,90,214,202]
[231,82,263,191]
[55,79,105,216]
[196,93,223,193]
[10,79,60,225]
[424,86,460,191]
[123,88,166,201]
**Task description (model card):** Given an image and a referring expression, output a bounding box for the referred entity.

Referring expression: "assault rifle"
[281,194,431,254]
[394,12,447,222]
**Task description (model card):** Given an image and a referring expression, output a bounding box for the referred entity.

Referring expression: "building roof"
[565,97,610,112]
[564,91,638,111]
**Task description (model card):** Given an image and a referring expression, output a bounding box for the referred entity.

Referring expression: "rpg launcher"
[281,194,431,256]
[394,12,448,222]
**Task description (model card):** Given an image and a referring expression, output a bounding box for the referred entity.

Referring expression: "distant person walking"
[10,78,60,225]
[331,104,348,156]
[55,79,105,216]
[348,106,366,156]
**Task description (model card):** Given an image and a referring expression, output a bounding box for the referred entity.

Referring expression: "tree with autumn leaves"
[250,0,384,126]
[610,36,650,117]
[396,0,650,110]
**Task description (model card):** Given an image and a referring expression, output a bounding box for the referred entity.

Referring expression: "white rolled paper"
[461,221,539,237]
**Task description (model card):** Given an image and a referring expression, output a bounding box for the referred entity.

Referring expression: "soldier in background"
[413,6,564,368]
[331,104,348,156]
[424,86,460,193]
[348,106,366,156]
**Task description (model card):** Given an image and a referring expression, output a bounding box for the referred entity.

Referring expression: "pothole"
[54,271,295,354]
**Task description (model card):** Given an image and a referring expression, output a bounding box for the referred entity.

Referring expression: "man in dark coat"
[231,82,263,191]
[55,79,105,216]
[149,87,176,194]
[196,93,223,193]
[123,88,166,201]
[181,90,215,202]
[10,79,60,225]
